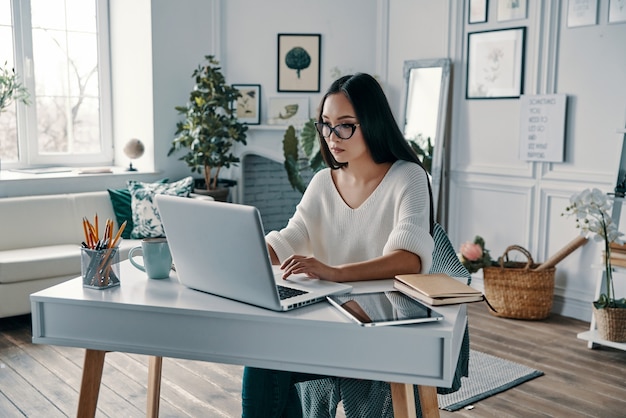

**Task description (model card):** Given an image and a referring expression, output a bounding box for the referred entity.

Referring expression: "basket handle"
[499,245,534,270]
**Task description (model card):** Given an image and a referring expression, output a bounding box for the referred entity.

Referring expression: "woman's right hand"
[279,255,340,282]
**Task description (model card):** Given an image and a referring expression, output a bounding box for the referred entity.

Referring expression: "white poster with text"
[519,94,567,162]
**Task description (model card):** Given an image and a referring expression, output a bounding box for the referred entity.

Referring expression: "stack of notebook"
[606,242,626,269]
[394,273,484,306]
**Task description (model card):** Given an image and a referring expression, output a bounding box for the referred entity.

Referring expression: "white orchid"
[563,188,626,308]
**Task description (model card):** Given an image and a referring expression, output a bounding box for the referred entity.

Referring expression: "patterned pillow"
[128,176,194,239]
[107,178,169,239]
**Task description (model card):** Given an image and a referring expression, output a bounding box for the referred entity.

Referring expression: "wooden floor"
[1,303,625,417]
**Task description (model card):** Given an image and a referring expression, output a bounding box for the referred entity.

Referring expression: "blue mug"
[128,237,172,279]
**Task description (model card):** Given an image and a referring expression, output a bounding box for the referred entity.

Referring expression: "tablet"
[327,291,445,327]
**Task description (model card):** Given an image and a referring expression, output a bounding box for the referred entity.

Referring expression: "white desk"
[31,260,466,418]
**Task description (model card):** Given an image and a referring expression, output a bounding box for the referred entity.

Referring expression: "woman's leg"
[242,367,327,418]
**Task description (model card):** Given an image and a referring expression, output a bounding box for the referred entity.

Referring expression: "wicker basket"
[593,306,626,342]
[482,245,555,320]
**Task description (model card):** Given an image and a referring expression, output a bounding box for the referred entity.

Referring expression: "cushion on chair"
[297,223,471,418]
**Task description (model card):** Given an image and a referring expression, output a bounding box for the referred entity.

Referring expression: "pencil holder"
[81,247,120,289]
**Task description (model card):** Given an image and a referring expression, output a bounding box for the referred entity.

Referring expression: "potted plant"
[168,55,248,201]
[407,134,433,175]
[458,236,493,274]
[282,118,324,194]
[563,188,626,342]
[0,61,30,115]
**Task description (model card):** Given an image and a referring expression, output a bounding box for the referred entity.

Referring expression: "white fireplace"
[230,126,304,232]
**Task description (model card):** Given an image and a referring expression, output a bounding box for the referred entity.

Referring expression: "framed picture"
[609,0,626,24]
[469,0,488,24]
[277,34,321,93]
[232,84,261,125]
[466,27,526,99]
[567,0,598,27]
[267,97,309,125]
[497,0,527,21]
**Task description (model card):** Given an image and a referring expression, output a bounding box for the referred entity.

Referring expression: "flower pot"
[193,187,230,202]
[593,305,626,342]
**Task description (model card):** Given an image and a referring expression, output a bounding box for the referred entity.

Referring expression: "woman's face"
[320,93,370,165]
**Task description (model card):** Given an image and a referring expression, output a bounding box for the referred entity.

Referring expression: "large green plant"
[0,61,30,115]
[168,55,248,190]
[283,119,325,193]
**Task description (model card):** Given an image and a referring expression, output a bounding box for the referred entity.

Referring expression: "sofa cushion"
[128,176,194,239]
[108,178,168,239]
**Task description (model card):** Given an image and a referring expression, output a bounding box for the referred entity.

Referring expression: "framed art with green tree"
[277,34,321,93]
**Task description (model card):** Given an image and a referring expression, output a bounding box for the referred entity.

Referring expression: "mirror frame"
[400,58,451,224]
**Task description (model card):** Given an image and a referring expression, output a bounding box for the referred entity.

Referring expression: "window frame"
[5,0,113,168]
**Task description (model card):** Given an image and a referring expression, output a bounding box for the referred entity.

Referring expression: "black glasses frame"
[314,122,361,140]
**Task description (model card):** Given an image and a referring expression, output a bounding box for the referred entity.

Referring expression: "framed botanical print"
[497,0,527,21]
[466,27,526,99]
[277,34,321,93]
[469,0,489,24]
[232,84,261,125]
[267,97,309,125]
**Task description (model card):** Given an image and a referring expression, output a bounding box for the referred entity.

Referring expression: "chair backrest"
[429,223,471,284]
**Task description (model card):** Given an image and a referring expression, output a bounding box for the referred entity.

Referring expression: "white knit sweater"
[266,160,434,275]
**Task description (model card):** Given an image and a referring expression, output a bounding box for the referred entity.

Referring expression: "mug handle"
[128,246,146,272]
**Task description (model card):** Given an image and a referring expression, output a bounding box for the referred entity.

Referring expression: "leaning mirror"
[400,58,451,224]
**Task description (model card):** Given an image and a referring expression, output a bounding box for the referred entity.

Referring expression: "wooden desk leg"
[417,385,440,418]
[390,383,417,418]
[147,356,163,418]
[77,349,107,418]
[390,383,440,418]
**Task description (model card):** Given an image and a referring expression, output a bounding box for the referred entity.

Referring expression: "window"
[0,0,111,168]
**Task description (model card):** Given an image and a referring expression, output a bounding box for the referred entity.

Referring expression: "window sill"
[0,166,163,198]
[0,166,157,181]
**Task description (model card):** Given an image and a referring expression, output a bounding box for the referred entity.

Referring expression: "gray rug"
[437,350,544,411]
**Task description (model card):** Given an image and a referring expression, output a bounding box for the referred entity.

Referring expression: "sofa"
[0,181,210,318]
[0,191,142,318]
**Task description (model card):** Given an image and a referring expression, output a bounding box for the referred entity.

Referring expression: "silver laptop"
[155,194,352,311]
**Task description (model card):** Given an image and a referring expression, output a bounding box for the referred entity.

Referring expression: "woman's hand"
[280,255,340,282]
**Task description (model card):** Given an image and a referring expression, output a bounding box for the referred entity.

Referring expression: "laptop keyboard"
[277,285,309,300]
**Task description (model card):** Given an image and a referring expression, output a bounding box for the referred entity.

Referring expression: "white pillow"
[128,176,194,239]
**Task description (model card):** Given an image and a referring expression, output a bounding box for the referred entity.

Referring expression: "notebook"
[155,194,353,311]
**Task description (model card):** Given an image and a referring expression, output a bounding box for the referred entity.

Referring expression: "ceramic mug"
[128,237,172,279]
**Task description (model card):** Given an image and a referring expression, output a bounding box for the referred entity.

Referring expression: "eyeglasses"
[314,122,361,140]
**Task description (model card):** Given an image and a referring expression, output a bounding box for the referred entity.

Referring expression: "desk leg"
[77,349,106,418]
[147,356,163,418]
[417,385,440,418]
[390,383,440,418]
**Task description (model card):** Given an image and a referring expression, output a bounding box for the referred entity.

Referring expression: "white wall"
[447,0,626,321]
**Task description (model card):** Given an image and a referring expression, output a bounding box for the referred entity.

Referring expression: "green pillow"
[128,176,194,239]
[107,178,168,239]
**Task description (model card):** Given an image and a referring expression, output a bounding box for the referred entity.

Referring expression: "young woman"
[241,73,434,417]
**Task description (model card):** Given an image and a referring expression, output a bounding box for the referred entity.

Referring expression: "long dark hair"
[317,73,434,233]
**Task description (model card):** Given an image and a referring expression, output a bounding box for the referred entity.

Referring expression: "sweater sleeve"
[382,163,434,274]
[265,170,327,263]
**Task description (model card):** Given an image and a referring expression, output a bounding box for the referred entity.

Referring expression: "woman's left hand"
[280,255,340,281]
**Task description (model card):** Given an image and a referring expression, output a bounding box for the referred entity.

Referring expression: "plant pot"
[593,305,626,342]
[193,187,229,202]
